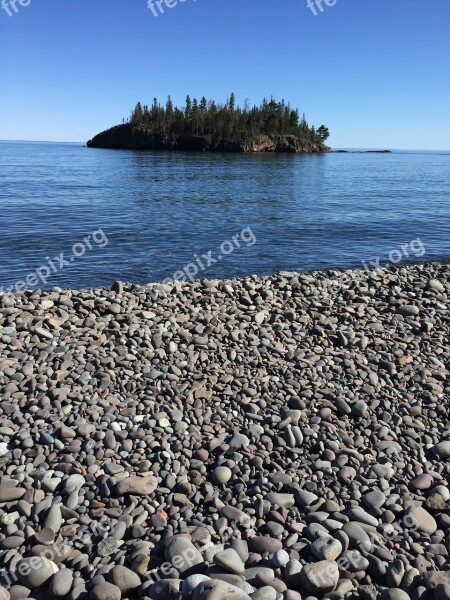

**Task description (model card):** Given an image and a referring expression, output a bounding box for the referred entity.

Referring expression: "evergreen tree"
[317,125,330,142]
[185,95,192,123]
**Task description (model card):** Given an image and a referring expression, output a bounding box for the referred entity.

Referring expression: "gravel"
[0,262,449,599]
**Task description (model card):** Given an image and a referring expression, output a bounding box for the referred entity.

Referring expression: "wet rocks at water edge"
[0,262,449,599]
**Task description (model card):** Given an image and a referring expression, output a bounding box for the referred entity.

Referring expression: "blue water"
[0,141,449,292]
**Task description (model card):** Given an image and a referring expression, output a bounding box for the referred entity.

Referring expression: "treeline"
[127,94,330,143]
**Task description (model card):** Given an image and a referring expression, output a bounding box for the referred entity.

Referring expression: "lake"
[0,141,449,292]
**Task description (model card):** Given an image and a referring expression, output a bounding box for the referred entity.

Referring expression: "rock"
[410,474,433,491]
[0,486,25,503]
[48,568,74,597]
[250,588,277,600]
[272,549,290,568]
[296,489,319,507]
[192,579,252,599]
[397,305,419,317]
[228,433,250,451]
[300,560,339,593]
[0,443,9,457]
[351,401,368,417]
[114,475,158,496]
[44,504,62,533]
[342,522,372,551]
[380,590,411,600]
[428,279,444,292]
[248,537,282,555]
[90,582,121,600]
[108,565,141,594]
[311,536,342,561]
[431,442,450,459]
[164,536,204,576]
[16,557,58,589]
[265,493,295,509]
[213,548,245,574]
[182,575,211,595]
[407,506,437,535]
[213,467,232,485]
[423,571,450,589]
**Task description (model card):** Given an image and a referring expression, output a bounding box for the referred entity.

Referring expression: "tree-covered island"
[87,94,331,153]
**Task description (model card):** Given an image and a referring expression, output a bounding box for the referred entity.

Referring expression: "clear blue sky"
[0,0,449,149]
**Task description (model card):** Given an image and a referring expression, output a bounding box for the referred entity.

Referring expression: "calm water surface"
[0,141,449,290]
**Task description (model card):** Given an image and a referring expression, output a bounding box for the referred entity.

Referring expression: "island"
[87,94,331,154]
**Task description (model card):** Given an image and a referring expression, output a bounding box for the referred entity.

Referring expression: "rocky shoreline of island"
[87,124,331,154]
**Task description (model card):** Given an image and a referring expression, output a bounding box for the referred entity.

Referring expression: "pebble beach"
[0,262,449,600]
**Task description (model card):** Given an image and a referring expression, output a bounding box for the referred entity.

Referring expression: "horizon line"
[1,139,449,153]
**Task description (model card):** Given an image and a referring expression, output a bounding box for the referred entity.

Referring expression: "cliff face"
[87,124,330,154]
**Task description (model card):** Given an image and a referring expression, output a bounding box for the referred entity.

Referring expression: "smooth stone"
[296,489,319,507]
[348,507,378,527]
[407,506,437,535]
[250,587,277,600]
[48,568,74,597]
[397,305,419,316]
[44,504,62,533]
[192,579,252,599]
[164,536,203,576]
[114,475,157,496]
[300,560,339,593]
[432,442,450,459]
[428,279,445,292]
[431,486,450,501]
[228,433,250,450]
[213,548,245,574]
[380,589,410,600]
[410,474,434,490]
[342,522,372,551]
[90,582,121,600]
[272,549,290,568]
[311,536,343,561]
[182,575,211,595]
[363,490,386,509]
[248,537,282,555]
[265,493,295,509]
[213,467,232,485]
[108,565,141,593]
[16,557,58,589]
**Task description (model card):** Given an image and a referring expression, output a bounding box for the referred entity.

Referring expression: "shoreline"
[87,125,331,154]
[1,261,449,599]
[1,258,448,299]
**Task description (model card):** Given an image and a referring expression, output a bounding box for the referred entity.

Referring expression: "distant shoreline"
[87,124,331,154]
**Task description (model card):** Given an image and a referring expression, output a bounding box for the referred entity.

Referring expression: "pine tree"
[317,125,330,142]
[185,95,192,123]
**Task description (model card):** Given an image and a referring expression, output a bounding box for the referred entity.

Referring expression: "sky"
[0,0,449,149]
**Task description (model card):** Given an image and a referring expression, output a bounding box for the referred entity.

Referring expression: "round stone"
[408,506,437,535]
[272,549,290,568]
[213,466,232,485]
[311,536,343,561]
[432,442,450,459]
[91,582,121,600]
[16,557,58,589]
